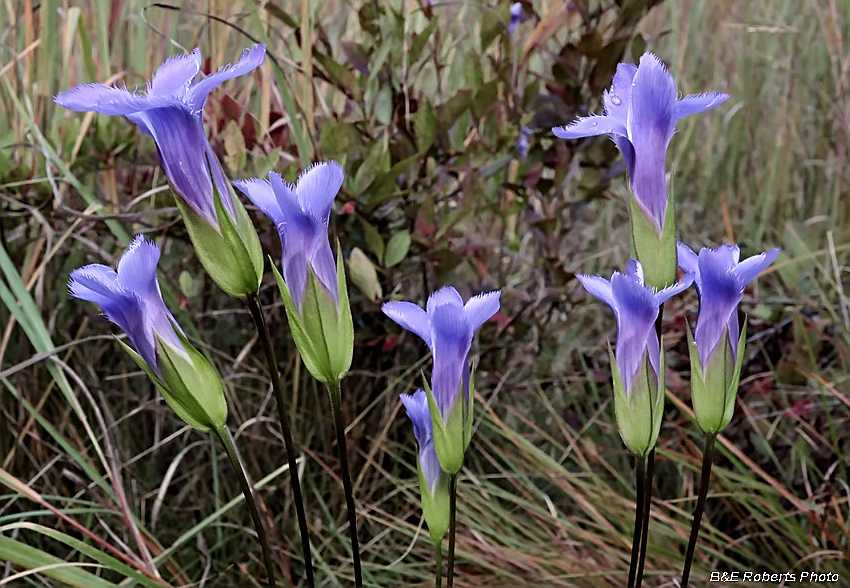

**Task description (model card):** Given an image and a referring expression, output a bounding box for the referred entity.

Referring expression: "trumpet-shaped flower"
[553,53,728,233]
[383,287,500,473]
[578,260,694,455]
[677,243,780,367]
[235,162,343,310]
[236,162,353,386]
[401,390,449,543]
[578,260,694,393]
[677,243,780,433]
[69,236,182,372]
[508,3,523,35]
[554,53,727,289]
[401,390,443,493]
[69,236,227,431]
[56,46,267,298]
[56,45,265,225]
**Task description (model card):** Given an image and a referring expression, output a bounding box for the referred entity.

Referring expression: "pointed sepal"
[628,185,677,290]
[688,319,747,434]
[116,333,227,432]
[274,247,353,386]
[423,380,465,475]
[419,464,450,544]
[610,343,661,457]
[174,173,263,298]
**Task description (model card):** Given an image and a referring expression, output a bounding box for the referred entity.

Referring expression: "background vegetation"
[1,0,848,586]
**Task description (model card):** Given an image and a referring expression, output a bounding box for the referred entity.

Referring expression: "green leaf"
[437,90,473,135]
[409,20,437,65]
[384,230,411,267]
[414,98,438,154]
[359,216,385,260]
[222,119,247,171]
[178,270,202,299]
[348,247,383,302]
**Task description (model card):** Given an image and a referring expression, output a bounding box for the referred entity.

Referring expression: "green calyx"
[628,186,677,290]
[274,246,354,386]
[419,464,450,544]
[422,379,467,476]
[688,319,748,434]
[117,332,227,432]
[610,342,665,457]
[173,177,263,299]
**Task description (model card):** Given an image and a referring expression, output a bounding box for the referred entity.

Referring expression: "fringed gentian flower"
[383,287,501,474]
[554,53,728,289]
[516,126,532,160]
[56,46,267,298]
[69,236,226,431]
[235,162,353,386]
[401,390,449,544]
[508,3,523,36]
[677,243,780,433]
[578,260,694,455]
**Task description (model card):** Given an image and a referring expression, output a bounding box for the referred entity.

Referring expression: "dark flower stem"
[681,434,716,587]
[636,448,655,588]
[215,425,278,588]
[627,454,647,588]
[447,474,458,587]
[245,293,314,587]
[326,379,363,588]
[435,540,443,588]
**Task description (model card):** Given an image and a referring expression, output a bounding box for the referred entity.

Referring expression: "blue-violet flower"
[383,287,501,473]
[677,242,780,433]
[400,390,449,543]
[578,259,694,454]
[235,162,353,386]
[56,46,267,298]
[69,236,227,431]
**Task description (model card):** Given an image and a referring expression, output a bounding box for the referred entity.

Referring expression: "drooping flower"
[69,236,226,431]
[235,162,343,311]
[69,236,182,372]
[383,287,500,473]
[677,242,780,433]
[553,53,728,232]
[578,260,694,455]
[235,162,353,386]
[56,46,267,298]
[554,53,728,289]
[400,390,450,544]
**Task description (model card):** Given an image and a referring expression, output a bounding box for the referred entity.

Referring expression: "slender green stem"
[627,454,647,588]
[681,434,717,587]
[636,448,655,588]
[447,474,458,588]
[245,293,315,588]
[326,379,363,588]
[435,540,443,588]
[215,426,278,588]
